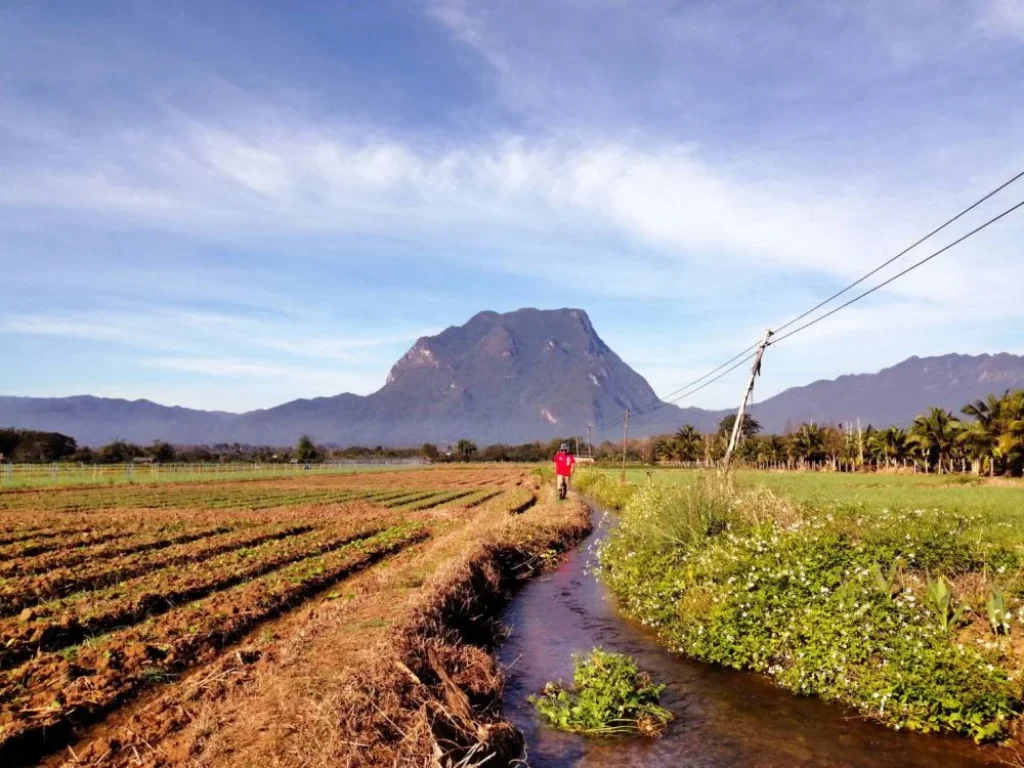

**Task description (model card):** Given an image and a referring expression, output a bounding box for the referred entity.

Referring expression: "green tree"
[296,435,319,462]
[151,441,176,463]
[910,407,961,473]
[420,443,440,461]
[456,439,478,462]
[867,426,909,468]
[674,425,703,462]
[788,423,825,465]
[960,390,1024,476]
[98,440,141,464]
[756,434,787,465]
[717,413,762,440]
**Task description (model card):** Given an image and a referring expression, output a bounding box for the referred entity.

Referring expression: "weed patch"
[595,471,1024,742]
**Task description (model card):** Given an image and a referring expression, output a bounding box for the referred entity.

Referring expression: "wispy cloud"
[980,0,1024,39]
[143,357,348,382]
[2,1,1023,413]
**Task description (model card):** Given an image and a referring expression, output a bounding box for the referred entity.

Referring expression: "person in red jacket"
[553,443,576,499]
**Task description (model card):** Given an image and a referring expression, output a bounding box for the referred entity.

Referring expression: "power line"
[595,350,758,434]
[590,170,1024,439]
[655,341,761,402]
[772,169,1024,336]
[769,196,1024,347]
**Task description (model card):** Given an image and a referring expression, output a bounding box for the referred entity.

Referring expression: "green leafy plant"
[530,649,672,736]
[925,574,969,633]
[592,473,1021,742]
[986,588,1011,635]
[868,560,901,597]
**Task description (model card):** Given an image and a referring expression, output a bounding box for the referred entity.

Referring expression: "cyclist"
[553,443,576,500]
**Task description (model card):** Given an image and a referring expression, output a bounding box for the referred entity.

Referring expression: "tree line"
[4,389,1020,475]
[639,389,1024,476]
[0,431,426,465]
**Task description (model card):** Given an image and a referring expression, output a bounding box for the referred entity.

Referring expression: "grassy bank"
[577,469,1024,743]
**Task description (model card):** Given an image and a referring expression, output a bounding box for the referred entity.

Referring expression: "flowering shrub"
[595,475,1023,742]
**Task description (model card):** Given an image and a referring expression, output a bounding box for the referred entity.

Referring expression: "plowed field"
[0,465,588,767]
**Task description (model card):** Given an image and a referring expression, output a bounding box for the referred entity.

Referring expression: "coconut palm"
[789,423,825,466]
[996,390,1024,476]
[868,426,910,468]
[674,425,703,462]
[756,434,787,466]
[910,408,961,473]
[960,394,1005,474]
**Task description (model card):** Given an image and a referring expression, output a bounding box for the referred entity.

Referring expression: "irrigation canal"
[498,506,1000,767]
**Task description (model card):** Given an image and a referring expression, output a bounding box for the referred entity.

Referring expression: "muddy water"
[498,509,1001,767]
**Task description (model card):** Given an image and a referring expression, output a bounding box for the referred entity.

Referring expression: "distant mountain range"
[3,308,1023,446]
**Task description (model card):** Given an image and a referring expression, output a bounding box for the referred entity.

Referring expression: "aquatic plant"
[530,648,673,736]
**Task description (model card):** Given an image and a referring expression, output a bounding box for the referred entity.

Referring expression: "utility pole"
[621,409,629,483]
[574,436,580,456]
[857,418,864,470]
[586,426,593,459]
[723,329,773,471]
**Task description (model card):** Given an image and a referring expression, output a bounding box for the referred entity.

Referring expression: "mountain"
[746,352,1024,433]
[230,308,680,445]
[2,308,1023,446]
[0,396,239,446]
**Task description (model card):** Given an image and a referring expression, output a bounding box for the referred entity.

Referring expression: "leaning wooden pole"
[620,408,629,483]
[722,329,773,471]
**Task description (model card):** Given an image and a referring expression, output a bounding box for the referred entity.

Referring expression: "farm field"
[0,462,422,490]
[0,465,589,767]
[618,467,1024,532]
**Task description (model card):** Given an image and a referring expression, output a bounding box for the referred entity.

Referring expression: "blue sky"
[2,0,1023,413]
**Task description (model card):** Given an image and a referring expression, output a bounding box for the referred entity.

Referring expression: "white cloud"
[980,0,1024,39]
[5,114,1023,310]
[3,0,1024,415]
[0,310,426,362]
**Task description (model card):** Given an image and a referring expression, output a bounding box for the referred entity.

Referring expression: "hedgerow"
[579,469,1024,742]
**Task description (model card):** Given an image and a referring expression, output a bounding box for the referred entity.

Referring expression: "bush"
[573,469,638,510]
[530,649,672,736]
[598,476,1022,742]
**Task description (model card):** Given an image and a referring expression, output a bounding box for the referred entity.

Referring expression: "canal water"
[498,508,1001,767]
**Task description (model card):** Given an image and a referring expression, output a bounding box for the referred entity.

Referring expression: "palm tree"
[655,436,681,463]
[910,408,961,473]
[961,394,1005,475]
[997,390,1024,476]
[868,426,909,468]
[674,425,702,462]
[789,423,825,467]
[757,434,787,466]
[455,439,478,462]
